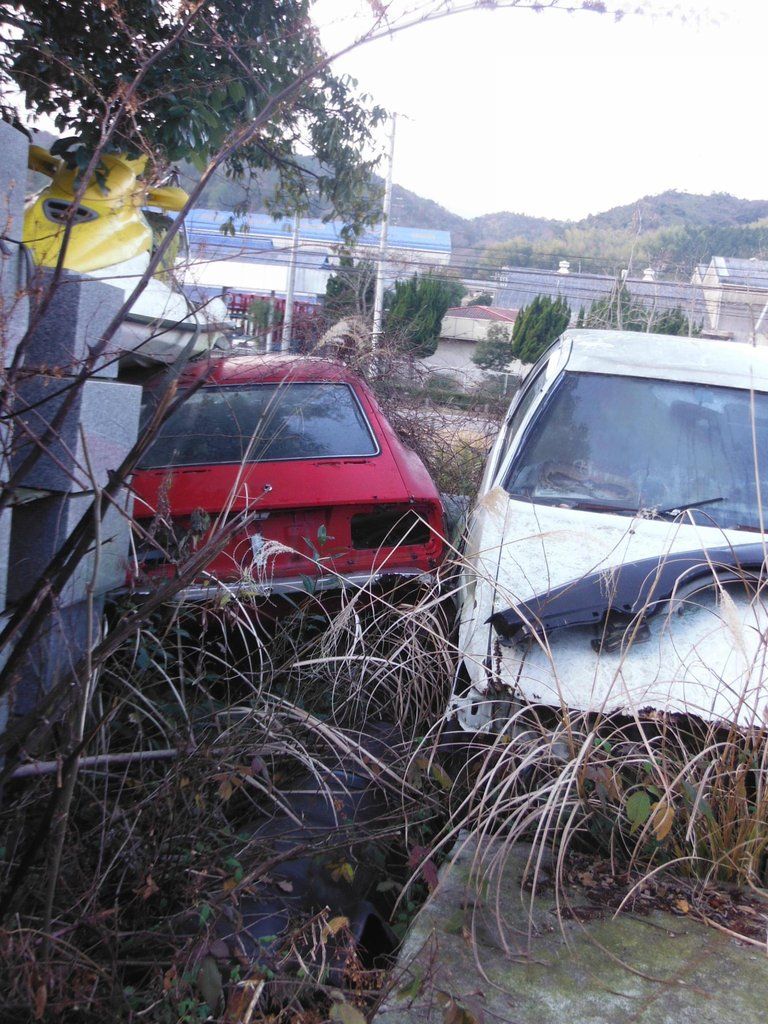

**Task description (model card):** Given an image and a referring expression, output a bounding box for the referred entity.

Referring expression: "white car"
[454,329,768,732]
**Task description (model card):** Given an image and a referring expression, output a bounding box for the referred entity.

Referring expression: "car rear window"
[138,382,379,468]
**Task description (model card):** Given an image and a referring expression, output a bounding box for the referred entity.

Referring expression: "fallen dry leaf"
[33,983,47,1021]
[322,915,350,941]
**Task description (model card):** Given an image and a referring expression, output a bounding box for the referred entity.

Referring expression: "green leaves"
[511,294,570,364]
[385,273,466,356]
[5,0,386,235]
[472,322,514,371]
[625,790,652,834]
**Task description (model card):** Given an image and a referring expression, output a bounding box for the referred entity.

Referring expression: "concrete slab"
[0,122,28,243]
[0,613,8,745]
[24,269,123,377]
[0,123,30,365]
[0,505,10,612]
[377,838,768,1024]
[7,490,134,605]
[1,240,30,366]
[9,595,104,719]
[10,376,141,491]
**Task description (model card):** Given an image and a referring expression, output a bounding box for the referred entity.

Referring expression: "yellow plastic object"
[23,147,190,274]
[146,185,187,212]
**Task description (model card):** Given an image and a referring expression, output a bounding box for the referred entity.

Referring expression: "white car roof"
[561,329,768,392]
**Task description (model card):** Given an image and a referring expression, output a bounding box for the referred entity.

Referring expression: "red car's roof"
[178,353,361,388]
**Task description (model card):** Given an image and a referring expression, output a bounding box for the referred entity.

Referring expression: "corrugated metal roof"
[186,209,452,254]
[712,256,768,289]
[496,268,706,319]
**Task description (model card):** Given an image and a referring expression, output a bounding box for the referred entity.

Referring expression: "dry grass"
[441,700,768,882]
[0,579,455,1022]
[321,337,505,498]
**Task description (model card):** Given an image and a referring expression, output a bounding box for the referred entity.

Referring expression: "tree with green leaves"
[0,1,386,232]
[467,291,494,306]
[472,323,514,372]
[511,295,571,364]
[385,274,466,356]
[323,256,377,321]
[583,283,700,336]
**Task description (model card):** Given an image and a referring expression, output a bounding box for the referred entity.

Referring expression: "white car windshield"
[504,371,768,531]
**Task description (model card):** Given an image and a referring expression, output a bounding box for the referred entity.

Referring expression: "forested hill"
[482,192,768,278]
[582,191,768,232]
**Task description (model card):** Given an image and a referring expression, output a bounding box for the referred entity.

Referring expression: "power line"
[184,222,768,283]
[182,245,768,302]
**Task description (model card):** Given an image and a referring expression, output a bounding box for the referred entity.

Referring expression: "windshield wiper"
[655,497,724,518]
[566,501,641,515]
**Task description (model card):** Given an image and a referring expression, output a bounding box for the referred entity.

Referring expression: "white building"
[698,257,768,344]
[423,306,522,384]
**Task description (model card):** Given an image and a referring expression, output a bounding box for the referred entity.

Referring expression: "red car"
[131,355,446,597]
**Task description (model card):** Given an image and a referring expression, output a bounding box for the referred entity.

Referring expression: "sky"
[314,1,768,222]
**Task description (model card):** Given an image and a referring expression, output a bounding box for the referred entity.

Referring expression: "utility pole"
[265,290,276,352]
[371,113,397,350]
[282,212,301,351]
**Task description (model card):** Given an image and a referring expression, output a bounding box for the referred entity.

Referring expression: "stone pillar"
[0,127,143,729]
[0,122,31,368]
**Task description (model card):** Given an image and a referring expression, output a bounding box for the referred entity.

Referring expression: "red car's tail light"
[350,506,433,550]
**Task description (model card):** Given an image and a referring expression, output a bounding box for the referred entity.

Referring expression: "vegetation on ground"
[4,3,768,1019]
[577,282,701,336]
[5,324,768,1016]
[0,587,454,1022]
[334,340,505,497]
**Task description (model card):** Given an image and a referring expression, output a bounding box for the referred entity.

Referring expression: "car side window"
[490,364,549,484]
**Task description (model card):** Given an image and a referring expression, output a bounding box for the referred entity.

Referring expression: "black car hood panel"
[488,542,766,643]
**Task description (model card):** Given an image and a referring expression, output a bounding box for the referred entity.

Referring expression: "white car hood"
[458,488,768,728]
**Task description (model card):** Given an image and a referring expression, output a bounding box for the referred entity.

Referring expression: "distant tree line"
[471,285,699,373]
[486,221,768,279]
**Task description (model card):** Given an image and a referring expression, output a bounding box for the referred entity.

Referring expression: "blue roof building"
[182,209,452,301]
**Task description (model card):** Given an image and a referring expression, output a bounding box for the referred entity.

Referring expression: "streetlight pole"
[282,211,301,351]
[371,112,397,350]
